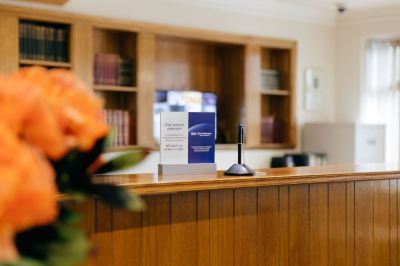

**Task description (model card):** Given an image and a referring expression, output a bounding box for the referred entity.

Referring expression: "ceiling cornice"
[165,0,336,26]
[337,4,400,25]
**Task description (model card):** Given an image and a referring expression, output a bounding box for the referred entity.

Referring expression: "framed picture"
[304,68,323,111]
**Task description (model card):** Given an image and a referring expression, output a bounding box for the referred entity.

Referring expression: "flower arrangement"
[0,67,146,266]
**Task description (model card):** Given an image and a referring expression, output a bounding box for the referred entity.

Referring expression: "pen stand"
[224,123,255,176]
[224,163,255,176]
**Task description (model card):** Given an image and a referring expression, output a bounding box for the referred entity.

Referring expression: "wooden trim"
[92,164,400,195]
[19,58,71,68]
[93,85,138,93]
[289,45,297,147]
[261,89,290,96]
[18,0,69,5]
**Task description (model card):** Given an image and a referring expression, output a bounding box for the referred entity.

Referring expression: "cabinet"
[0,3,297,150]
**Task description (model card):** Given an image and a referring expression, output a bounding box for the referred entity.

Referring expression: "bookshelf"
[155,36,244,144]
[92,28,137,148]
[258,47,294,146]
[0,4,297,150]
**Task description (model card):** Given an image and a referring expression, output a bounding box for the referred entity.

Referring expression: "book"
[103,109,132,147]
[19,21,69,64]
[19,23,28,59]
[93,53,134,86]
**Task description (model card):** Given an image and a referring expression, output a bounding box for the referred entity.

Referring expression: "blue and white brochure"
[160,112,215,164]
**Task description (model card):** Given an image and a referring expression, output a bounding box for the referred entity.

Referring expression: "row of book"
[103,109,133,147]
[261,69,280,90]
[19,22,68,62]
[261,116,285,143]
[94,53,134,86]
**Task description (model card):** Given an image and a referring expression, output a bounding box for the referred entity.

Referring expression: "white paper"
[160,112,188,164]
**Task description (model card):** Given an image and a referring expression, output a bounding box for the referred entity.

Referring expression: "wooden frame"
[17,0,69,5]
[0,3,297,149]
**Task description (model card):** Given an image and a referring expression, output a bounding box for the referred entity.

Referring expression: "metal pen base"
[224,163,255,176]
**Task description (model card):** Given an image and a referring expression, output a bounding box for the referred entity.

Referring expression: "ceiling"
[1,0,400,27]
[277,0,400,10]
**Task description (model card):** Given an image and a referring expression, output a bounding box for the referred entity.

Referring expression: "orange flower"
[0,75,68,159]
[12,67,108,153]
[0,67,109,262]
[0,121,57,262]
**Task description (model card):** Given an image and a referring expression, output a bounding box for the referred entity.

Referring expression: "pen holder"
[224,163,255,176]
[224,123,255,176]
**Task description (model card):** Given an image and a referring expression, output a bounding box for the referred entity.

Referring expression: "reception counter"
[72,164,400,266]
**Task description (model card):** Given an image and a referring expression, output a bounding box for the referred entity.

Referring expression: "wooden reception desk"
[73,164,400,266]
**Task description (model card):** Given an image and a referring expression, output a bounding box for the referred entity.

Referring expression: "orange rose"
[0,75,68,160]
[13,67,108,153]
[0,122,57,262]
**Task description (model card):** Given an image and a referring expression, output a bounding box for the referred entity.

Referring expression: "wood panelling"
[210,189,234,266]
[71,24,92,83]
[72,177,400,265]
[258,186,279,265]
[136,32,156,147]
[289,184,309,266]
[310,184,328,266]
[197,191,210,266]
[0,15,18,74]
[244,44,262,146]
[155,36,219,92]
[234,188,258,266]
[389,179,398,266]
[347,182,355,266]
[112,206,142,266]
[355,181,374,266]
[142,194,171,266]
[94,202,113,266]
[171,192,197,266]
[328,183,347,266]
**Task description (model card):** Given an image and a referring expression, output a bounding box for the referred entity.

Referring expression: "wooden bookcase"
[92,28,137,148]
[155,35,244,143]
[260,48,294,146]
[0,4,297,150]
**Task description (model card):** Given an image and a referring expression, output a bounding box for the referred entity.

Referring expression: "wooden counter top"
[94,163,400,195]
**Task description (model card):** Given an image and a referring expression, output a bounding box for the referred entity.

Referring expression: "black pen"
[238,123,244,164]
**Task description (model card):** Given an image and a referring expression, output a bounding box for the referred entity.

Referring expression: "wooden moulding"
[92,163,400,195]
[17,0,69,5]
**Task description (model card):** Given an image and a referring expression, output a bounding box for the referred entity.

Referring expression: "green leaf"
[0,257,45,266]
[58,207,81,225]
[95,150,146,174]
[15,213,92,266]
[93,184,144,211]
[46,225,91,266]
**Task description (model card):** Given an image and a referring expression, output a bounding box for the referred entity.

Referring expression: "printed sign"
[160,112,215,164]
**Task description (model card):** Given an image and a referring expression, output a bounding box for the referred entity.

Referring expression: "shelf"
[106,145,139,152]
[19,59,71,68]
[261,89,289,96]
[255,143,295,149]
[93,84,138,93]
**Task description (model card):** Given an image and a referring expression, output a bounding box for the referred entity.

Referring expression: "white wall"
[336,7,400,123]
[0,0,337,172]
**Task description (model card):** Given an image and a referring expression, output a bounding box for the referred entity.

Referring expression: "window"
[361,39,400,163]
